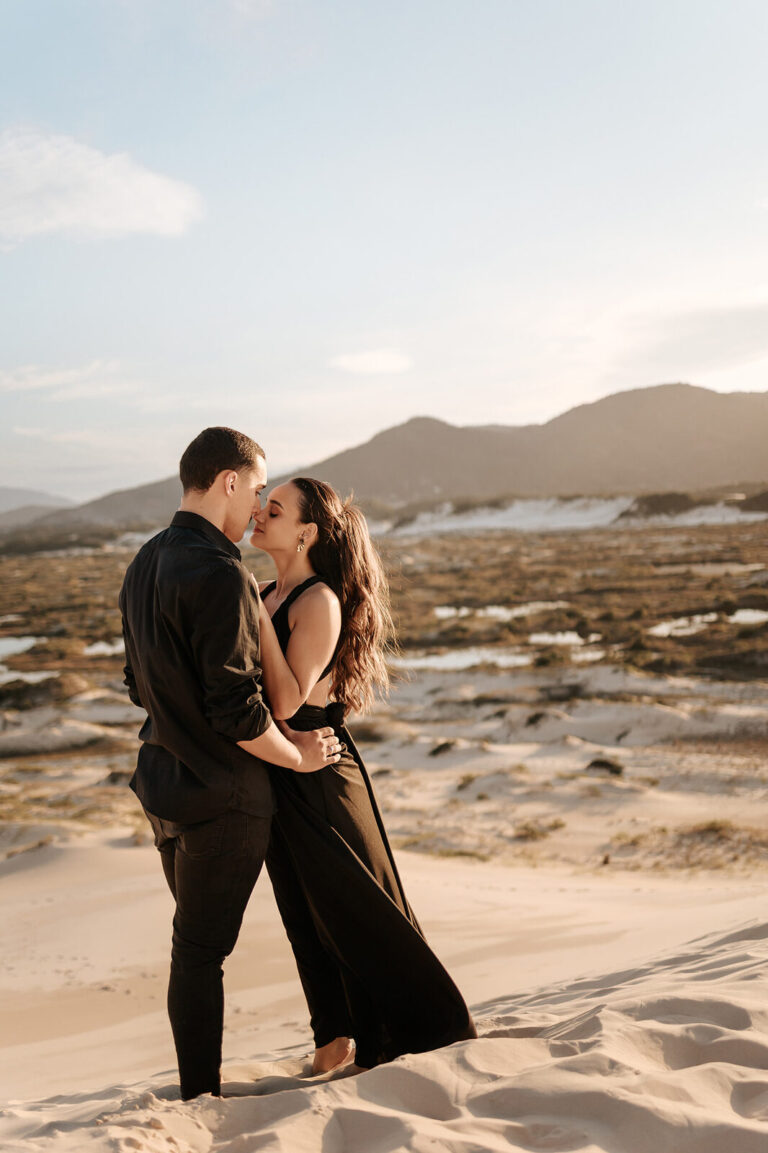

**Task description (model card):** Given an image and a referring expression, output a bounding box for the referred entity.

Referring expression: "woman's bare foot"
[312,1036,355,1074]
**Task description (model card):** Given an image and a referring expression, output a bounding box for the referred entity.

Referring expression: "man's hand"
[281,723,342,774]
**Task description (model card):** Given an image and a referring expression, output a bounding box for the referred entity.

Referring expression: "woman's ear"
[303,521,319,547]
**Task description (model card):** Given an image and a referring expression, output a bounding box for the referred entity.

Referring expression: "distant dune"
[0,486,74,515]
[5,382,768,533]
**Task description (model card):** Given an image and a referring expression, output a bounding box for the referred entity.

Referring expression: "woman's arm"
[258,583,341,719]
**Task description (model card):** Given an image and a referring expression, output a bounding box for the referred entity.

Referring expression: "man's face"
[224,458,267,542]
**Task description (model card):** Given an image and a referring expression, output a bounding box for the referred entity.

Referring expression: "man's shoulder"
[121,528,166,586]
[124,523,251,596]
[164,536,253,600]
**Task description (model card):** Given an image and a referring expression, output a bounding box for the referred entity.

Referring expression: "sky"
[2,0,768,502]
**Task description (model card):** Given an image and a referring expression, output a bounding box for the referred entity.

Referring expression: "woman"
[250,476,477,1074]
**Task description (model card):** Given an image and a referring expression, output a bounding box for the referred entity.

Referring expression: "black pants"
[145,807,270,1099]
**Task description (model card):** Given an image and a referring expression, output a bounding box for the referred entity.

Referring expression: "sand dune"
[2,834,768,1152]
[4,923,768,1151]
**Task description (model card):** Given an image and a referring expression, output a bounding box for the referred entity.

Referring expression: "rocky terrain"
[1,517,766,872]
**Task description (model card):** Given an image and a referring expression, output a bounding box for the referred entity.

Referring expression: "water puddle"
[83,639,125,657]
[0,636,57,686]
[653,562,765,576]
[729,609,768,626]
[648,614,718,638]
[528,631,602,646]
[0,637,39,659]
[572,648,607,663]
[648,609,768,638]
[434,601,570,622]
[391,647,533,671]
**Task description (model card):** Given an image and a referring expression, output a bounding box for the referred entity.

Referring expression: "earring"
[297,539,305,553]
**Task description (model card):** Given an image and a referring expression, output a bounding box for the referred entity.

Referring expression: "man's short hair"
[179,427,265,493]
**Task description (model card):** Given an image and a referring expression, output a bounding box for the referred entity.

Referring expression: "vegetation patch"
[586,757,624,776]
[514,818,566,842]
[430,739,458,757]
[456,773,478,791]
[609,820,768,870]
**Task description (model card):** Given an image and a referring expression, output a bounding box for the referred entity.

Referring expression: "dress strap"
[260,580,277,599]
[279,574,327,613]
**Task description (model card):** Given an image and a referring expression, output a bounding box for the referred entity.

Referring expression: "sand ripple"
[4,922,768,1152]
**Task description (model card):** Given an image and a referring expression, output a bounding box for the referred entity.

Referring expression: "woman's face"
[250,481,307,554]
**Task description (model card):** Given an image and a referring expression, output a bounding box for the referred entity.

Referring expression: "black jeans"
[145,807,270,1099]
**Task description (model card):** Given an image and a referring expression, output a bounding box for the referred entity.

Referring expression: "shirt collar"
[171,510,242,559]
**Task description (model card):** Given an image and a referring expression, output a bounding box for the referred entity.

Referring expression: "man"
[119,426,340,1100]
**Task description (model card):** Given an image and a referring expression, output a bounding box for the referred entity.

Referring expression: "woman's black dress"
[263,576,477,1069]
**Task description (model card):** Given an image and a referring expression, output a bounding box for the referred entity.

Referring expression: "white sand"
[382,496,768,535]
[3,659,768,1150]
[3,829,768,1151]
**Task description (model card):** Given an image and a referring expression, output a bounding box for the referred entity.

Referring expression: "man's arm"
[237,720,339,773]
[122,649,144,709]
[118,585,144,709]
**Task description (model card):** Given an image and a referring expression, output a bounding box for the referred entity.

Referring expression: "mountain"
[270,383,768,502]
[9,383,768,531]
[33,475,182,528]
[0,504,75,531]
[0,486,74,515]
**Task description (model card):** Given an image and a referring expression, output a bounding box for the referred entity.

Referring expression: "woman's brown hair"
[291,477,395,715]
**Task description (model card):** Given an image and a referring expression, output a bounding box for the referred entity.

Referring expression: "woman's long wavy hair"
[291,477,395,715]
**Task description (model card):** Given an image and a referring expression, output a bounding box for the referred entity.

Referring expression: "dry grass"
[609,820,768,870]
[514,818,566,842]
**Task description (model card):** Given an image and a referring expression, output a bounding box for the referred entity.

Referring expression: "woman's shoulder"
[288,578,340,622]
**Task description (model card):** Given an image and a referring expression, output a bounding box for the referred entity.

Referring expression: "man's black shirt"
[119,511,274,824]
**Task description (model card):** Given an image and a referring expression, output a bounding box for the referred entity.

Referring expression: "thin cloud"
[0,127,204,245]
[0,360,119,394]
[50,380,139,402]
[13,426,104,445]
[230,0,273,19]
[329,350,414,374]
[618,304,768,377]
[6,424,183,499]
[0,359,150,403]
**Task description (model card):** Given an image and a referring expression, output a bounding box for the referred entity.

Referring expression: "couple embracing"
[119,426,476,1100]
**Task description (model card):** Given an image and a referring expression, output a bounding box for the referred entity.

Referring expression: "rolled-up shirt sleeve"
[122,652,144,709]
[119,590,144,709]
[189,561,272,742]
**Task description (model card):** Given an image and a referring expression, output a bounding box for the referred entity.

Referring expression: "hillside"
[0,504,72,531]
[7,382,768,531]
[0,486,74,515]
[270,383,768,502]
[33,476,182,529]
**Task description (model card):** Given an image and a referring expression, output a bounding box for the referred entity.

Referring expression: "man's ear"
[222,469,238,496]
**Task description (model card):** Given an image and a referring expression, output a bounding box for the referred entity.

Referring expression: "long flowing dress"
[263,575,477,1069]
